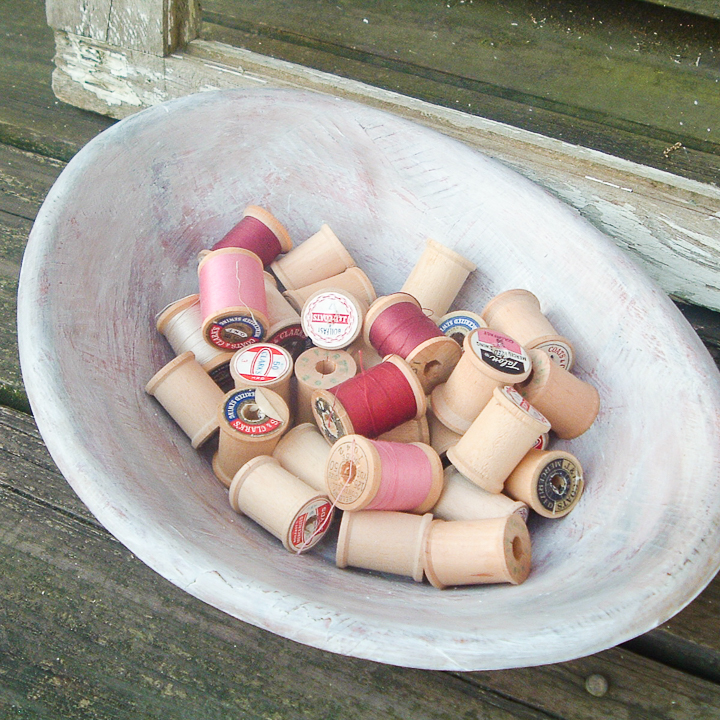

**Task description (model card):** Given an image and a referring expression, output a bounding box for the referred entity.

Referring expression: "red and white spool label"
[534,340,573,370]
[470,328,530,376]
[501,386,550,427]
[302,292,361,349]
[232,343,291,383]
[288,499,334,552]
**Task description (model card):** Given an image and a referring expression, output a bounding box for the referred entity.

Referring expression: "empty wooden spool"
[229,455,334,553]
[300,288,367,350]
[378,415,430,444]
[481,289,575,370]
[426,408,462,458]
[284,267,377,311]
[336,510,434,582]
[272,422,331,493]
[423,515,532,589]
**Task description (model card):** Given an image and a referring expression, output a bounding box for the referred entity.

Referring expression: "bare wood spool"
[378,414,430,444]
[426,408,462,458]
[400,238,476,320]
[262,272,309,360]
[345,336,384,369]
[446,385,551,493]
[270,224,356,291]
[336,510,434,582]
[423,515,532,589]
[300,288,367,350]
[271,422,331,493]
[145,351,224,448]
[284,266,377,311]
[229,455,334,553]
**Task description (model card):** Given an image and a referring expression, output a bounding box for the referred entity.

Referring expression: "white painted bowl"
[18,88,720,671]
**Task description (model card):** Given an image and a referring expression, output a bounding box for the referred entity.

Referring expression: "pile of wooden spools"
[146,205,600,590]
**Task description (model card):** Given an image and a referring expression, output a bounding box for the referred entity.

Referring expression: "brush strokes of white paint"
[17,89,720,671]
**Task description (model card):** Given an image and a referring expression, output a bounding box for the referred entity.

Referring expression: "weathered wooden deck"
[3,0,720,717]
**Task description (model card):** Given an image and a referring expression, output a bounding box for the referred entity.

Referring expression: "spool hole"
[240,402,266,423]
[512,535,524,561]
[340,460,357,484]
[424,359,441,377]
[550,472,569,496]
[316,359,337,375]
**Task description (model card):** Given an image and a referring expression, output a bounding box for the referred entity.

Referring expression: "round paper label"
[470,329,530,376]
[302,292,361,349]
[208,314,264,351]
[326,439,370,505]
[288,499,334,552]
[223,388,282,435]
[267,324,311,360]
[535,340,573,370]
[500,386,550,426]
[536,456,583,514]
[232,344,291,383]
[438,313,484,344]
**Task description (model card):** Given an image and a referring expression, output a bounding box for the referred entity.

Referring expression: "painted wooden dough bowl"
[18,88,720,671]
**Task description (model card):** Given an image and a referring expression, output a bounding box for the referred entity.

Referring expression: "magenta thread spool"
[311,355,427,443]
[211,205,293,265]
[325,435,444,513]
[364,292,461,393]
[198,247,269,352]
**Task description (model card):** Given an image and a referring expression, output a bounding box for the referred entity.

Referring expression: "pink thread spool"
[430,327,532,434]
[423,515,532,589]
[263,272,310,360]
[145,351,224,448]
[300,288,367,350]
[437,310,487,345]
[504,449,584,519]
[481,289,575,370]
[294,347,357,426]
[336,510,434,582]
[446,385,551,494]
[213,387,290,487]
[211,205,293,265]
[518,348,600,440]
[198,248,269,352]
[229,455,334,553]
[270,224,356,291]
[155,294,234,389]
[325,435,443,513]
[364,292,462,394]
[432,466,529,523]
[272,423,331,493]
[311,355,427,443]
[230,342,294,409]
[284,267,377,312]
[400,238,477,320]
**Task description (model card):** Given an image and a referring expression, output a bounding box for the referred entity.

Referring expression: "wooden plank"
[2,404,720,719]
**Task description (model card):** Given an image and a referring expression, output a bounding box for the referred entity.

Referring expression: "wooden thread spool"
[325,435,443,513]
[300,288,367,350]
[427,408,462,458]
[432,466,529,523]
[430,327,532,434]
[364,293,462,394]
[198,248,269,352]
[336,510,433,582]
[270,224,355,291]
[481,289,575,370]
[437,310,487,345]
[345,336,384,370]
[294,347,357,426]
[423,515,532,589]
[213,387,290,487]
[378,415,430,444]
[230,342,294,409]
[284,267,377,312]
[229,455,334,553]
[145,351,224,448]
[312,355,427,443]
[271,422,331,493]
[263,272,310,360]
[155,294,234,388]
[446,385,551,493]
[518,348,600,440]
[211,205,293,265]
[504,449,584,518]
[400,238,477,320]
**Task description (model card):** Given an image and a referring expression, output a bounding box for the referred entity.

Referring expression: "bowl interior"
[18,88,720,670]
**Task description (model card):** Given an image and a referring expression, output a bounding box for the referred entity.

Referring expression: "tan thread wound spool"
[229,342,294,410]
[212,387,290,487]
[378,415,430,444]
[229,455,334,553]
[155,294,234,387]
[263,272,309,360]
[300,288,367,350]
[294,347,357,426]
[446,385,551,494]
[271,422,331,493]
[145,351,224,448]
[400,238,477,320]
[437,310,487,345]
[423,515,532,589]
[336,510,434,582]
[430,327,532,434]
[324,435,443,513]
[270,224,356,291]
[432,466,529,522]
[518,348,600,440]
[283,266,377,312]
[504,448,584,519]
[481,289,575,370]
[363,292,462,394]
[427,408,462,458]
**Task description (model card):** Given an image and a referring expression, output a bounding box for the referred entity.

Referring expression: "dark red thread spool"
[363,293,461,393]
[211,206,292,266]
[311,354,427,443]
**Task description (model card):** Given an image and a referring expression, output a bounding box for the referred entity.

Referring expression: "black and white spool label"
[470,329,530,376]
